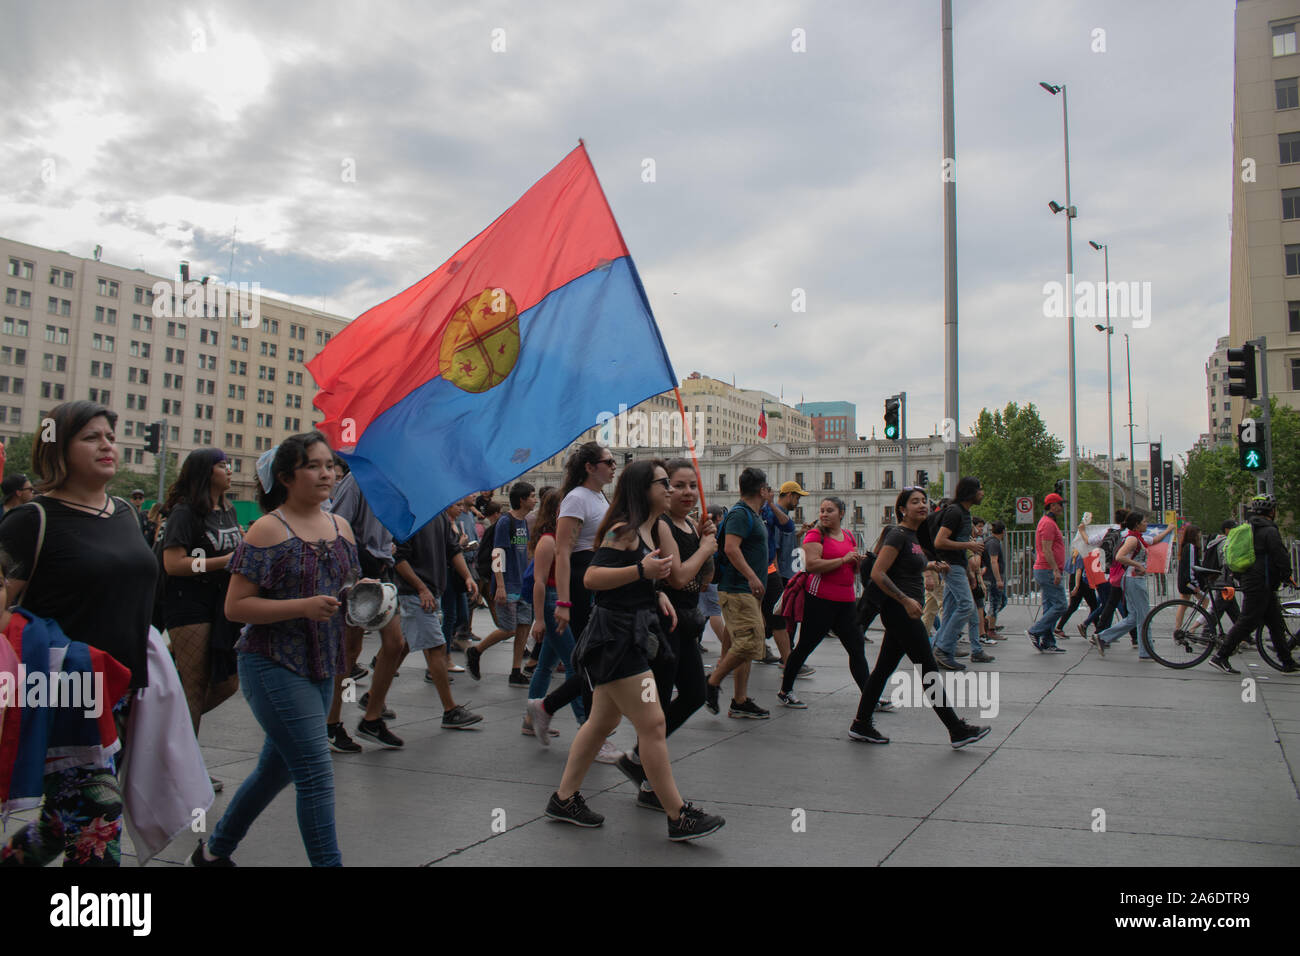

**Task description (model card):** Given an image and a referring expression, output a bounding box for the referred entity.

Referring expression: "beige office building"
[1229,0,1300,428]
[2,236,348,501]
[1205,335,1237,445]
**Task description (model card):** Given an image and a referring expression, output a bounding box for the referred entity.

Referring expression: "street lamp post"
[1125,332,1135,509]
[1089,240,1114,520]
[1042,81,1079,534]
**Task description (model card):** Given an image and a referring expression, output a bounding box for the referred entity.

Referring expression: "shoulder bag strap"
[16,501,46,609]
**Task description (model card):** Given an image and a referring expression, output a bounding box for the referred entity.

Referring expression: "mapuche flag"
[308,144,677,540]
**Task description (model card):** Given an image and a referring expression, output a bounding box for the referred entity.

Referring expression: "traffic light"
[1226,343,1257,400]
[883,397,900,440]
[917,469,929,488]
[1238,420,1267,472]
[143,421,162,455]
[1054,478,1066,497]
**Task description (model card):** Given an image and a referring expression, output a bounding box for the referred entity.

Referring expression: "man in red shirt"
[1027,493,1067,652]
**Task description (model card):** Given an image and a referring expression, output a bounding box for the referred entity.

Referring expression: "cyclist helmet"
[1246,494,1276,516]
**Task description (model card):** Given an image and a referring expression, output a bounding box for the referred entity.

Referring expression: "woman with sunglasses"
[849,487,991,748]
[160,448,244,792]
[544,460,724,841]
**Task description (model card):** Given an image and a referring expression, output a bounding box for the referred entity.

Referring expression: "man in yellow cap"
[761,480,811,671]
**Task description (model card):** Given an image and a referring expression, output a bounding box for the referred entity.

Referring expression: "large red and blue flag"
[308,144,677,540]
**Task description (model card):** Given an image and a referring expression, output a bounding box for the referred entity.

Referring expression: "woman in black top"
[849,488,990,748]
[613,459,718,808]
[161,448,245,764]
[545,460,725,841]
[0,401,159,867]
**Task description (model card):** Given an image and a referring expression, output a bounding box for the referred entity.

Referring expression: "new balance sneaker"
[356,718,404,749]
[728,697,770,719]
[526,698,553,747]
[442,705,483,729]
[508,669,531,687]
[667,803,725,842]
[358,692,395,720]
[704,681,720,715]
[465,645,482,681]
[776,690,807,709]
[637,785,664,812]
[545,791,604,828]
[848,719,889,744]
[595,741,623,763]
[616,752,647,786]
[950,721,991,749]
[1207,656,1239,675]
[327,722,362,754]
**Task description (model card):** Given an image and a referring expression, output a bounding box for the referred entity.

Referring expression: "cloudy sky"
[2,0,1235,463]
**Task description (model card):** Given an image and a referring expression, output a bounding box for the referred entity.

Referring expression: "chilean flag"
[758,409,768,439]
[308,144,677,540]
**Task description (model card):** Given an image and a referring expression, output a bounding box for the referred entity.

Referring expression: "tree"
[1181,443,1252,534]
[959,402,1063,525]
[1,431,37,479]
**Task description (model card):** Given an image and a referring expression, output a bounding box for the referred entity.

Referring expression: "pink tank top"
[804,527,857,602]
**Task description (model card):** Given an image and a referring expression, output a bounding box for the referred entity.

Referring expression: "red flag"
[758,409,768,439]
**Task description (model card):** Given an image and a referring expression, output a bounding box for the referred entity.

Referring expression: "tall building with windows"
[1205,335,1237,445]
[1229,1,1300,430]
[2,236,348,501]
[796,400,856,442]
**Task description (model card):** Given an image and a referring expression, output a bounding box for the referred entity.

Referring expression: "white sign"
[1015,496,1034,524]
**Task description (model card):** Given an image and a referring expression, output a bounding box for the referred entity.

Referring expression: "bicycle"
[1141,566,1300,670]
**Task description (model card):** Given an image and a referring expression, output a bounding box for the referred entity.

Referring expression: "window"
[90,360,112,377]
[256,412,271,427]
[1292,357,1300,391]
[200,329,220,346]
[3,317,28,335]
[255,436,272,451]
[1285,189,1300,221]
[165,347,185,363]
[93,306,117,324]
[91,333,115,352]
[8,258,34,279]
[42,353,66,372]
[717,474,728,492]
[169,426,179,442]
[794,472,804,488]
[284,417,300,431]
[258,365,275,381]
[228,384,246,400]
[49,267,74,287]
[227,408,245,424]
[823,471,833,490]
[134,286,155,305]
[88,388,110,404]
[853,470,864,490]
[167,321,187,338]
[1287,244,1300,277]
[285,393,301,409]
[1280,132,1300,165]
[260,318,280,335]
[132,313,153,332]
[44,324,69,344]
[230,360,246,375]
[1280,77,1300,110]
[883,470,895,490]
[0,346,26,366]
[1275,22,1298,57]
[231,458,241,473]
[96,278,119,297]
[853,505,864,524]
[41,382,65,400]
[1291,301,1300,333]
[5,289,31,308]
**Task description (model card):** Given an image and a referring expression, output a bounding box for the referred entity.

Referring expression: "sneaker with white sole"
[728,698,771,719]
[595,741,623,763]
[776,690,807,709]
[949,721,991,749]
[848,719,889,743]
[545,791,604,828]
[667,803,725,842]
[356,718,404,749]
[327,722,362,754]
[442,705,483,729]
[526,698,552,747]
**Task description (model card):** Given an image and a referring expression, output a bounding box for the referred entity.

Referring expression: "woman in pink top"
[777,497,871,708]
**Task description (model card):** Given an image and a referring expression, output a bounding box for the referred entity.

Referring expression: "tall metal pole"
[941,0,959,497]
[1249,336,1276,496]
[1103,246,1114,519]
[900,391,908,487]
[156,421,167,505]
[1061,86,1079,536]
[1125,333,1135,510]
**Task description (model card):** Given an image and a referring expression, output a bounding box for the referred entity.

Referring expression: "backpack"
[475,519,497,583]
[1202,535,1225,573]
[1099,527,1122,566]
[1223,522,1256,573]
[712,504,756,584]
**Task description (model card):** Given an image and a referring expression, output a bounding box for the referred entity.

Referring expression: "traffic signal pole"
[156,422,166,505]
[900,391,908,489]
[1250,336,1275,496]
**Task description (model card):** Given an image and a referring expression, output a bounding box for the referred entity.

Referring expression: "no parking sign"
[1015,496,1034,524]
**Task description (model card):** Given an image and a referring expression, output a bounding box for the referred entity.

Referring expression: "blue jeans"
[441,586,469,644]
[528,588,586,722]
[932,569,981,655]
[985,582,1007,617]
[1097,574,1152,657]
[1029,569,1067,647]
[208,653,341,866]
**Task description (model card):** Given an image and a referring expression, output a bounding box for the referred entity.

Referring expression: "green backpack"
[1223,522,1256,573]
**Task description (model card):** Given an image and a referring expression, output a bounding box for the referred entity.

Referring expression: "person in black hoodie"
[1209,496,1298,674]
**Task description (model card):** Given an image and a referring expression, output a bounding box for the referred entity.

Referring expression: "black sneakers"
[356,718,404,749]
[327,722,362,754]
[358,692,395,720]
[441,705,483,729]
[508,669,531,687]
[545,791,605,828]
[949,721,991,749]
[636,787,664,812]
[728,698,770,719]
[704,681,720,714]
[848,719,889,744]
[616,752,648,787]
[466,645,482,681]
[667,803,725,841]
[190,840,235,867]
[1207,656,1240,675]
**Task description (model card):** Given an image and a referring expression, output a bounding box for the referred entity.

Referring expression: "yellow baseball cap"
[778,480,808,496]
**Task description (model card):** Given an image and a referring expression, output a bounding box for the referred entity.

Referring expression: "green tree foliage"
[959,403,1064,525]
[1,432,37,480]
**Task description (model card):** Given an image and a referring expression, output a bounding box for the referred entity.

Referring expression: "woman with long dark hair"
[544,460,724,841]
[1092,510,1174,660]
[160,447,244,791]
[611,458,717,808]
[0,401,158,866]
[1173,523,1204,634]
[848,488,991,747]
[776,496,872,709]
[524,488,586,738]
[193,432,360,866]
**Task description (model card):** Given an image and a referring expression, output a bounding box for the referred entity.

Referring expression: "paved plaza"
[15,601,1299,868]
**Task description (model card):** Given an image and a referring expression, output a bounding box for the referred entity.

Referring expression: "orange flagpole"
[674,386,706,516]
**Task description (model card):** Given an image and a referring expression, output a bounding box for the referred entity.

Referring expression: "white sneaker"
[595,741,623,764]
[526,698,551,748]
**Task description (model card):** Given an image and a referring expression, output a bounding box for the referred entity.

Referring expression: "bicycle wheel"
[1255,601,1300,671]
[1141,600,1218,669]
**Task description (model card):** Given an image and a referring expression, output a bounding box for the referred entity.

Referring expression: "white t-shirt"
[559,485,609,554]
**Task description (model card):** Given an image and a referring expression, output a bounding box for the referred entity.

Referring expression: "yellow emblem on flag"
[439,287,520,393]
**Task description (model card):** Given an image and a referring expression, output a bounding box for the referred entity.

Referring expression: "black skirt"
[573,605,674,688]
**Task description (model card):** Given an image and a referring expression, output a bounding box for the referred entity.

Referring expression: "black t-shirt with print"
[937,504,971,567]
[870,525,928,604]
[161,501,244,627]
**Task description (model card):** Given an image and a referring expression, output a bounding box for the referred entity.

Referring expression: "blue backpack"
[712,504,756,584]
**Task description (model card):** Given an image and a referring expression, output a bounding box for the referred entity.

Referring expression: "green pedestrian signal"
[1245,449,1261,469]
[884,397,900,440]
[1238,418,1267,471]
